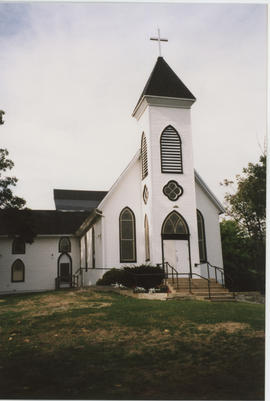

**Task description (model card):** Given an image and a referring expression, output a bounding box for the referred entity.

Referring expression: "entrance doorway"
[163,240,190,274]
[58,253,72,287]
[161,211,191,276]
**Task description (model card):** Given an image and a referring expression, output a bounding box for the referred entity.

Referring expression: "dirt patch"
[0,291,113,318]
[31,302,112,317]
[198,322,250,333]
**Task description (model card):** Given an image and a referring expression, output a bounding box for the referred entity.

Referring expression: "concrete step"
[172,284,224,288]
[195,292,230,297]
[210,297,235,302]
[171,286,226,292]
[167,279,225,286]
[167,278,220,282]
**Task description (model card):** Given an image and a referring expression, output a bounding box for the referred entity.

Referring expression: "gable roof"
[0,209,90,236]
[54,189,108,211]
[98,150,140,210]
[133,57,196,114]
[194,171,225,214]
[97,150,224,215]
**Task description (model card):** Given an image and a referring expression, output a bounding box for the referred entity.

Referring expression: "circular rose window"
[163,180,183,201]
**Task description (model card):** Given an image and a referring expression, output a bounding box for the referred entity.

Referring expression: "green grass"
[0,289,265,400]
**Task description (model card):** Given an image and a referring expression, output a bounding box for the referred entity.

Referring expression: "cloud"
[0,3,267,208]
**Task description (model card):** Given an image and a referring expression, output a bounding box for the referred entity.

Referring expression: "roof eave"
[75,209,103,237]
[98,149,141,209]
[132,95,196,120]
[195,170,225,214]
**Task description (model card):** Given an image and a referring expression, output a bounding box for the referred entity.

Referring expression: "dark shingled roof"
[134,57,196,112]
[54,189,108,211]
[0,210,90,236]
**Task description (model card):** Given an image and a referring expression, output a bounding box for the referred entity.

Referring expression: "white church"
[0,55,225,294]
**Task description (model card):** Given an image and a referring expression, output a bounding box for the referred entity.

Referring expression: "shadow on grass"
[0,331,264,400]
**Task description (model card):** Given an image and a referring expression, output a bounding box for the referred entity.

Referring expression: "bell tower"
[132,56,200,273]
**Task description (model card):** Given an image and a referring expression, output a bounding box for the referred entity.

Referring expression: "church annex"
[0,56,225,294]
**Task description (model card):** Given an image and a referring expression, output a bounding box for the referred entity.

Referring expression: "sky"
[0,2,267,210]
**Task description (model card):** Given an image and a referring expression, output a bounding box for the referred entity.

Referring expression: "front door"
[60,263,70,283]
[163,240,190,274]
[58,254,72,287]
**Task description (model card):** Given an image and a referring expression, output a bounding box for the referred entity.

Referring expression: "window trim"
[12,238,25,255]
[119,207,137,263]
[160,125,183,174]
[11,259,25,283]
[92,227,96,269]
[58,237,71,253]
[141,132,148,180]
[161,211,189,240]
[197,209,207,262]
[144,214,150,262]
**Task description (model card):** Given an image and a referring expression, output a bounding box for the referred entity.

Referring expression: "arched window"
[119,207,136,263]
[12,238,25,254]
[144,214,150,261]
[162,211,189,239]
[141,132,148,180]
[59,237,71,253]
[11,259,25,282]
[160,125,183,173]
[92,227,95,268]
[197,210,207,262]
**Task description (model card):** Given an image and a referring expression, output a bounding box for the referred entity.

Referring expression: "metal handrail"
[55,273,79,289]
[195,261,235,297]
[191,272,211,299]
[163,262,211,298]
[164,262,179,289]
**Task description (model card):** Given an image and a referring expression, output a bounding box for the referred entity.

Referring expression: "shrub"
[96,268,134,287]
[96,265,165,290]
[124,265,165,290]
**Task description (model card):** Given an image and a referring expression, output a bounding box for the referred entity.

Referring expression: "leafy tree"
[222,155,266,241]
[221,155,266,292]
[0,148,36,243]
[0,148,26,209]
[220,220,258,291]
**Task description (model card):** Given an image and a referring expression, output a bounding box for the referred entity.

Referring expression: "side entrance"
[57,253,72,288]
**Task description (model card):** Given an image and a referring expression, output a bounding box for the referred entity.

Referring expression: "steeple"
[132,57,196,119]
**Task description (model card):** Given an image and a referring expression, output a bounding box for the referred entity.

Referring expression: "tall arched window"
[119,207,136,263]
[160,125,183,173]
[12,238,25,254]
[59,237,71,253]
[141,132,148,180]
[92,227,96,268]
[144,214,150,261]
[162,211,189,239]
[197,210,207,262]
[11,259,25,282]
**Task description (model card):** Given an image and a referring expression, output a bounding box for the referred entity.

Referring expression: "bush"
[124,265,164,290]
[96,265,165,290]
[96,268,134,287]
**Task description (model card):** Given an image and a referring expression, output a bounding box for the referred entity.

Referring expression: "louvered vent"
[160,125,183,173]
[141,133,148,180]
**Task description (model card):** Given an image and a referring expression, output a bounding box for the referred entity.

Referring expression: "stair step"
[172,287,227,292]
[210,298,235,302]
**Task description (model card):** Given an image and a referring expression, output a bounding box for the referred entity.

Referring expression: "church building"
[0,56,224,294]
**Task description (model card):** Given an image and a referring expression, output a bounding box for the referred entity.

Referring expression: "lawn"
[0,288,265,400]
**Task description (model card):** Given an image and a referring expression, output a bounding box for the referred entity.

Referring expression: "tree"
[220,220,258,291]
[0,148,26,209]
[0,149,36,243]
[221,155,266,292]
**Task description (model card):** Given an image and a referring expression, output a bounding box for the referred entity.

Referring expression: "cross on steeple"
[150,28,168,57]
